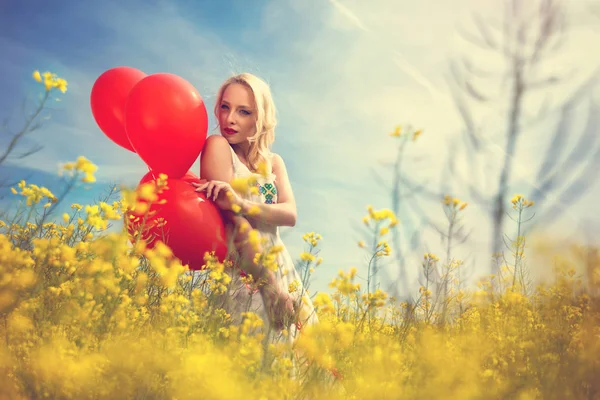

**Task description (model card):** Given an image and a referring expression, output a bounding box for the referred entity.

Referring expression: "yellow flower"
[85,205,107,230]
[12,180,57,206]
[362,288,388,307]
[300,252,315,262]
[256,159,270,178]
[313,292,334,312]
[247,229,262,251]
[511,194,523,205]
[61,156,98,183]
[424,253,439,262]
[413,129,423,141]
[442,194,467,210]
[246,205,260,216]
[231,176,257,195]
[510,194,534,209]
[328,268,360,295]
[302,232,322,247]
[389,125,401,137]
[44,78,52,91]
[376,240,391,257]
[288,280,299,293]
[36,71,68,93]
[55,78,68,93]
[137,185,157,204]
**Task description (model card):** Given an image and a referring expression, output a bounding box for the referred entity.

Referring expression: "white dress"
[221,146,319,347]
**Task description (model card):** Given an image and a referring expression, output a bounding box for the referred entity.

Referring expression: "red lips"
[224,128,237,135]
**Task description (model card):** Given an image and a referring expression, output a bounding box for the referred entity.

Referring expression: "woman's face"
[218,82,257,145]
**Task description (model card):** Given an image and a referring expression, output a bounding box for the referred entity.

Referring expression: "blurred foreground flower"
[60,156,98,183]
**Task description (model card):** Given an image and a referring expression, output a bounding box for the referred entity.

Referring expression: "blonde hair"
[214,72,277,172]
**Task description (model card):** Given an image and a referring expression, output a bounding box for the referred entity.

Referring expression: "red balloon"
[127,173,229,270]
[91,66,146,152]
[125,73,208,179]
[141,170,200,185]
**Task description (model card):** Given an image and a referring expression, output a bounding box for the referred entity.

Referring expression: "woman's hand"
[192,180,243,211]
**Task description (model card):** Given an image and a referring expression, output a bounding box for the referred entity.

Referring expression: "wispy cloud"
[326,0,447,102]
[328,0,369,32]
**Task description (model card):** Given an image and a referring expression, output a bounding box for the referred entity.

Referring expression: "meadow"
[1,71,599,400]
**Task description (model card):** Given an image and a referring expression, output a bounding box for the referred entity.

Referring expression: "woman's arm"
[198,136,279,282]
[241,153,297,227]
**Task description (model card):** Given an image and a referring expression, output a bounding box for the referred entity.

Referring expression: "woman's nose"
[227,111,236,125]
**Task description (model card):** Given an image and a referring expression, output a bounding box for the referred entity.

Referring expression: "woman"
[192,73,318,344]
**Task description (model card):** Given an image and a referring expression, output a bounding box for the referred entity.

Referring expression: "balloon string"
[148,166,156,180]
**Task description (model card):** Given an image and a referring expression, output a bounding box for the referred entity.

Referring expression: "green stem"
[511,206,523,292]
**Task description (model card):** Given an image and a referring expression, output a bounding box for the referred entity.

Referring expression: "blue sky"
[2,0,600,297]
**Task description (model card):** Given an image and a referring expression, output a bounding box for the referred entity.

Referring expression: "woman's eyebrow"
[221,100,252,109]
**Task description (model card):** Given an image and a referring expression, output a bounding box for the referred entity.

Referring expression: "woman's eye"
[220,104,229,110]
[240,110,250,116]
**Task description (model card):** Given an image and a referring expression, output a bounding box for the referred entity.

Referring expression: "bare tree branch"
[393,173,445,204]
[460,56,495,79]
[472,13,501,50]
[0,171,33,191]
[532,97,600,201]
[16,144,44,160]
[455,24,497,52]
[464,80,490,103]
[526,75,561,90]
[528,124,600,231]
[404,198,447,238]
[0,91,50,167]
[446,65,483,150]
[534,101,576,185]
[527,150,600,232]
[529,0,566,64]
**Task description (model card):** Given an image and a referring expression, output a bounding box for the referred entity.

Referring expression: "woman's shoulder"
[204,134,231,150]
[269,152,284,166]
[200,135,236,179]
[202,135,234,161]
[270,152,288,171]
